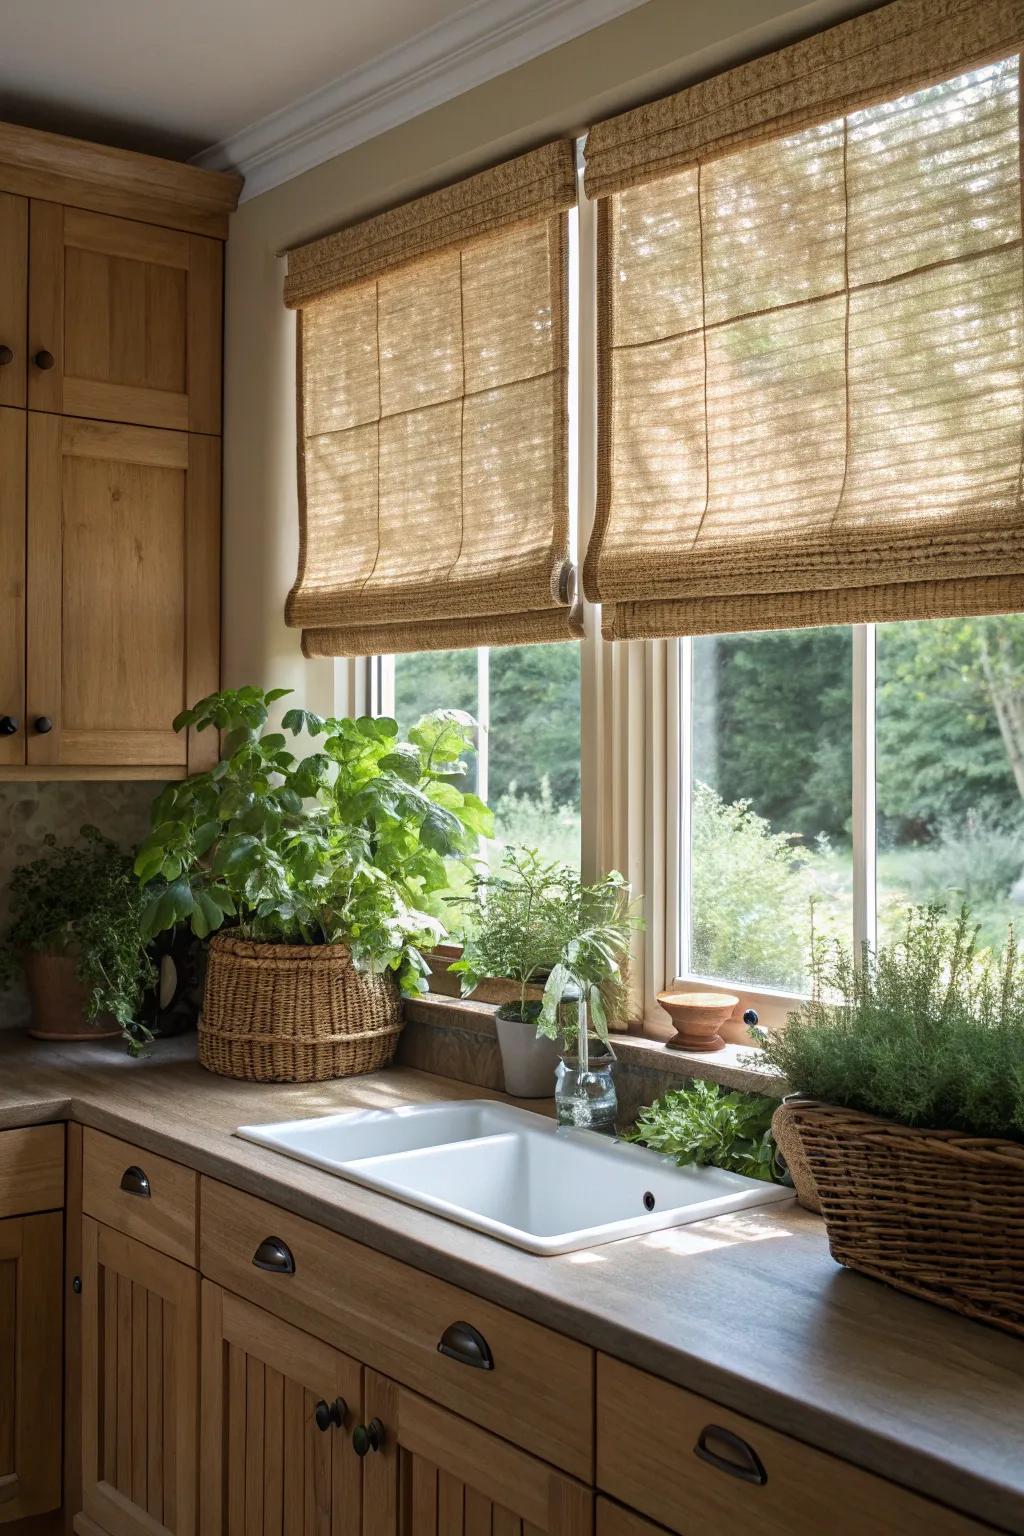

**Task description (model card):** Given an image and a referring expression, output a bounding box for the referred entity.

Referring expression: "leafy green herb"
[134,687,491,997]
[0,826,155,1051]
[450,848,640,1047]
[758,903,1024,1139]
[628,1079,782,1182]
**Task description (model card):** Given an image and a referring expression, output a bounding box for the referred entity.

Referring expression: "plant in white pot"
[450,848,639,1097]
[134,686,490,1083]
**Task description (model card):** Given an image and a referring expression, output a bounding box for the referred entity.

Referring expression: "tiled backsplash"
[0,781,158,1029]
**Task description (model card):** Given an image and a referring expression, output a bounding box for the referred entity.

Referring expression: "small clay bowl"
[656,989,739,1053]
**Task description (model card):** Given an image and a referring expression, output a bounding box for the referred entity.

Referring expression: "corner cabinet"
[0,125,240,781]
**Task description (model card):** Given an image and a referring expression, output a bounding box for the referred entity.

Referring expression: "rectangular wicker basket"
[772,1099,1024,1337]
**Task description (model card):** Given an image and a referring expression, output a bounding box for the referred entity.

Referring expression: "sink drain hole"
[643,1191,656,1212]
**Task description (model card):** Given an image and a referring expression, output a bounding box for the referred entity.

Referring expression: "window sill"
[402,992,786,1100]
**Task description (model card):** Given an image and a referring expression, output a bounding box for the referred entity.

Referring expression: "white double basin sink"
[237,1100,792,1256]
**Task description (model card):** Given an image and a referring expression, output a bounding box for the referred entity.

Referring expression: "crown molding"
[192,0,646,201]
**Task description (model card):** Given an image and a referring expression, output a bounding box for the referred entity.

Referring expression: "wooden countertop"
[1,1031,1021,1533]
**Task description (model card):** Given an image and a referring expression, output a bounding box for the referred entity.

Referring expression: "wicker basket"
[199,935,403,1083]
[773,1099,1024,1336]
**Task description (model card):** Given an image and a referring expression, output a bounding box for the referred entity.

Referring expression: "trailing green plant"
[134,687,492,996]
[0,826,155,1050]
[758,903,1024,1139]
[450,847,640,1047]
[627,1079,782,1182]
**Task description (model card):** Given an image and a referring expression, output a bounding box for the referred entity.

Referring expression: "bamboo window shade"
[284,140,580,656]
[583,0,1024,641]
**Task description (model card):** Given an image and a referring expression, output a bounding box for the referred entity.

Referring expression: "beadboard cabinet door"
[200,1281,363,1536]
[360,1370,593,1536]
[0,191,27,407]
[0,1211,63,1523]
[25,413,220,776]
[28,200,222,433]
[80,1217,200,1536]
[0,406,25,766]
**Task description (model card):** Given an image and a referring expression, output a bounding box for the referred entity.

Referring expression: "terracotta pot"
[23,950,120,1041]
[656,989,739,1053]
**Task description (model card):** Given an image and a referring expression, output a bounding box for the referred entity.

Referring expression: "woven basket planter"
[198,935,403,1083]
[772,1099,1024,1337]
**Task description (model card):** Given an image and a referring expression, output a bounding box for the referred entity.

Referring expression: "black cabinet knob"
[0,345,12,366]
[34,716,53,734]
[314,1397,347,1433]
[0,716,18,736]
[34,349,55,370]
[352,1419,383,1457]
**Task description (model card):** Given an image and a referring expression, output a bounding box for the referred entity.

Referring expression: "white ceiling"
[0,0,501,161]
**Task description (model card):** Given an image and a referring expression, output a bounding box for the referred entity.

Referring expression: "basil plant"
[134,687,491,996]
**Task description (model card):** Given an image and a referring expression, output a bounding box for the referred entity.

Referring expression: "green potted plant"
[0,826,155,1049]
[764,904,1024,1336]
[134,687,490,1083]
[451,849,638,1097]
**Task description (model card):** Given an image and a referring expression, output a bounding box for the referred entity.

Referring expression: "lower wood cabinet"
[200,1281,363,1535]
[79,1217,199,1536]
[597,1501,666,1536]
[360,1370,592,1536]
[0,1210,63,1522]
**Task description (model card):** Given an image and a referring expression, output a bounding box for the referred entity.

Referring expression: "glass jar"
[555,1054,618,1136]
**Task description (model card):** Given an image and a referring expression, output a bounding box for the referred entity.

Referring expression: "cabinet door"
[0,1212,62,1523]
[200,1281,363,1536]
[0,407,25,766]
[26,413,220,775]
[80,1217,199,1536]
[596,1500,667,1536]
[361,1371,592,1536]
[0,192,27,407]
[28,201,222,433]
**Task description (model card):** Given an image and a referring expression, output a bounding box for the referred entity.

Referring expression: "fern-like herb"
[757,904,1024,1139]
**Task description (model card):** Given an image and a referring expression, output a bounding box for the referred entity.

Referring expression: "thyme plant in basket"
[134,687,492,995]
[758,904,1024,1139]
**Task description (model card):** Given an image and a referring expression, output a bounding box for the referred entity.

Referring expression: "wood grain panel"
[185,433,221,772]
[0,1211,63,1520]
[186,236,222,434]
[27,199,63,412]
[82,1129,196,1266]
[0,1124,64,1217]
[0,407,26,767]
[25,409,64,766]
[64,209,190,268]
[0,191,27,406]
[597,1354,998,1536]
[81,1217,198,1536]
[200,1179,594,1482]
[362,1371,592,1536]
[199,1281,361,1536]
[596,1501,667,1536]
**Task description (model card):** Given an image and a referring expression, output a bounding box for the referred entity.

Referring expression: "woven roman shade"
[284,140,580,657]
[583,0,1024,641]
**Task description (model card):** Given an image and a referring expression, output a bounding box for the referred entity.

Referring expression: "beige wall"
[221,0,877,712]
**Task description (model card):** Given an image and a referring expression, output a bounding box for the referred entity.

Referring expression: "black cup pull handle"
[314,1397,347,1433]
[437,1320,494,1371]
[694,1425,768,1486]
[352,1419,383,1457]
[120,1165,151,1199]
[252,1236,295,1275]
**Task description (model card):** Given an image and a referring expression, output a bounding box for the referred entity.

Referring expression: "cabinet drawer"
[83,1129,197,1265]
[597,1356,998,1536]
[0,1124,64,1217]
[200,1177,594,1481]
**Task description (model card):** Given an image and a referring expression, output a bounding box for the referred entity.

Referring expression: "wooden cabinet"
[360,1371,592,1536]
[0,122,238,781]
[83,1130,198,1267]
[200,1281,363,1535]
[80,1217,199,1536]
[28,202,222,434]
[0,1210,63,1523]
[24,414,219,775]
[596,1503,666,1536]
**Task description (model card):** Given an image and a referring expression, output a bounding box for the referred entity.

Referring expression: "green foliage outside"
[759,905,1024,1139]
[628,1079,782,1182]
[0,826,155,1047]
[134,687,492,997]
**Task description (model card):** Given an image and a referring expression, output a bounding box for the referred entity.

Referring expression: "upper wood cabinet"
[0,192,27,407]
[28,201,223,434]
[25,414,220,775]
[0,406,25,766]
